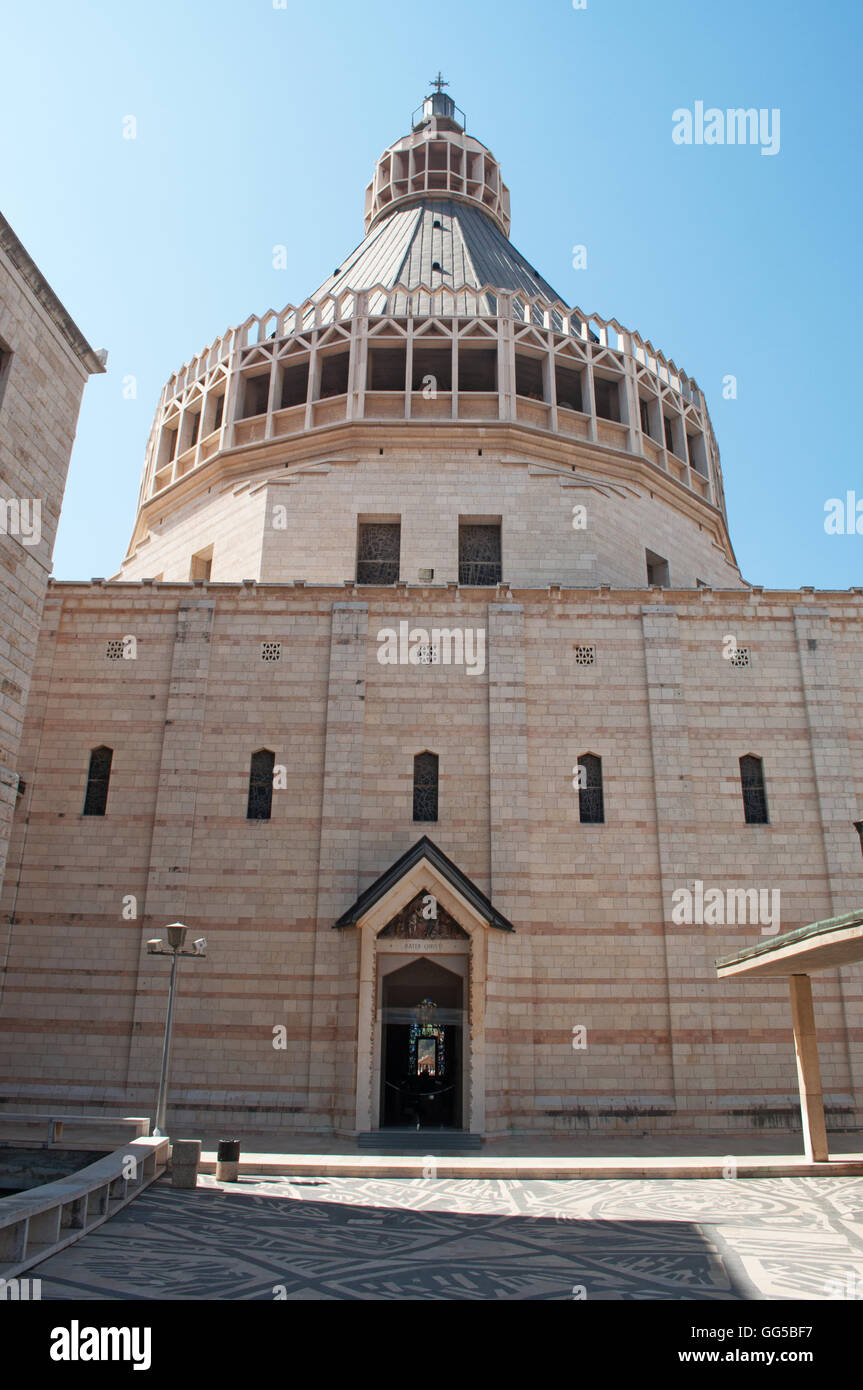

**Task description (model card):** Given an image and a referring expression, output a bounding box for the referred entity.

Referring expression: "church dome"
[117,87,742,593]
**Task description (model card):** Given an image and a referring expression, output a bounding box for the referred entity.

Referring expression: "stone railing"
[0,1112,150,1145]
[0,1135,168,1279]
[140,282,721,518]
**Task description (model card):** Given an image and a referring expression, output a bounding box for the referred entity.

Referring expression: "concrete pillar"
[488,602,532,1128]
[642,605,716,1108]
[126,599,215,1101]
[789,973,829,1162]
[308,602,368,1128]
[170,1139,201,1188]
[793,607,863,1113]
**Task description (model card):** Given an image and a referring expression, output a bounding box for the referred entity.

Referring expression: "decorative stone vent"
[574,645,596,666]
[730,647,750,667]
[416,645,440,665]
[260,642,282,662]
[105,640,125,660]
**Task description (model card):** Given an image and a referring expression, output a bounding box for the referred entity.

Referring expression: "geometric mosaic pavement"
[31,1175,863,1300]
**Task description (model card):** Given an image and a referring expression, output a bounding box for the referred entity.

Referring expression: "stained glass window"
[458,522,501,586]
[578,753,604,825]
[247,749,275,820]
[356,522,400,585]
[83,746,113,817]
[409,1002,445,1076]
[740,755,768,825]
[413,751,439,822]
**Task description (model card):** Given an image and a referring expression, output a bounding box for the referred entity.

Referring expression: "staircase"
[357,1129,483,1154]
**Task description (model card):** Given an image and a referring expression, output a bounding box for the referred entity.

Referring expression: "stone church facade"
[1,90,860,1140]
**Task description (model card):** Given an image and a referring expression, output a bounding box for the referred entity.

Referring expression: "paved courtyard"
[28,1173,863,1300]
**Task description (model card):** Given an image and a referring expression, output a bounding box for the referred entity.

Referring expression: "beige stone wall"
[0,238,94,896]
[118,442,744,591]
[1,581,860,1137]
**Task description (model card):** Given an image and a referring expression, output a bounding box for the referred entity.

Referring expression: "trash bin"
[215,1138,241,1182]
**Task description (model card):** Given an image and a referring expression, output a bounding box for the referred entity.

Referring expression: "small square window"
[261,642,282,662]
[646,550,670,587]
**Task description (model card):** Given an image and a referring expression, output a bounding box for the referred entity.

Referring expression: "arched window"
[740,755,768,825]
[413,751,439,823]
[578,753,604,824]
[83,746,113,817]
[247,749,276,820]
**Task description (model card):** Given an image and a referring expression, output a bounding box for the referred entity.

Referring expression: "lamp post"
[146,923,207,1138]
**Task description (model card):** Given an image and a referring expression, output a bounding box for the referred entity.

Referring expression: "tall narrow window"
[459,521,501,586]
[280,359,309,409]
[664,415,676,453]
[515,354,544,400]
[241,374,270,419]
[593,377,620,422]
[740,755,768,825]
[0,338,13,411]
[247,749,276,820]
[639,397,653,438]
[83,746,113,816]
[555,363,583,413]
[357,521,400,584]
[577,753,604,824]
[413,751,439,823]
[318,351,350,399]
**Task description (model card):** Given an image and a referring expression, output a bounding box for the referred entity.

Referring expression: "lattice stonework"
[105,640,125,660]
[261,642,282,662]
[357,523,400,584]
[416,644,440,665]
[378,892,469,940]
[574,645,596,666]
[458,525,501,586]
[730,647,750,667]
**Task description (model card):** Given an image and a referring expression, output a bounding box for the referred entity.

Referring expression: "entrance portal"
[380,958,463,1130]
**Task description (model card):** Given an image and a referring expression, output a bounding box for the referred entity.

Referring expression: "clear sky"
[3,0,861,587]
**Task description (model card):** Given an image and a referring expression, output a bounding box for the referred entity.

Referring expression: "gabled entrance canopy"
[333,836,515,934]
[717,909,863,1163]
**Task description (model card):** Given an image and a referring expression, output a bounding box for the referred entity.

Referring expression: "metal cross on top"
[430,72,449,94]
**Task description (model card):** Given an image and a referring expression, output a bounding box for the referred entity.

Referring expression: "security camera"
[193,937,207,955]
[146,939,163,953]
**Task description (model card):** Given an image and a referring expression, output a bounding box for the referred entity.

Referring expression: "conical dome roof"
[309,87,563,312]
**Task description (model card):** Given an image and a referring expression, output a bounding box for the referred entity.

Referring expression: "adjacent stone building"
[0,91,860,1141]
[0,213,104,897]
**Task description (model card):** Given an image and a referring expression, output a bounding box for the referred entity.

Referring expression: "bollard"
[171,1139,202,1189]
[215,1138,241,1183]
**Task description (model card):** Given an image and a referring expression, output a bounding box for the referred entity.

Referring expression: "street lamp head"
[146,939,163,954]
[166,922,187,950]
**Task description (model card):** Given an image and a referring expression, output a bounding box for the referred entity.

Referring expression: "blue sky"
[3,0,861,586]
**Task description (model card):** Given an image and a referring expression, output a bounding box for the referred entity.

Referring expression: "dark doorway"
[380,958,463,1130]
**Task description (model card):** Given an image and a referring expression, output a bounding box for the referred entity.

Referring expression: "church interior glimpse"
[380,958,463,1130]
